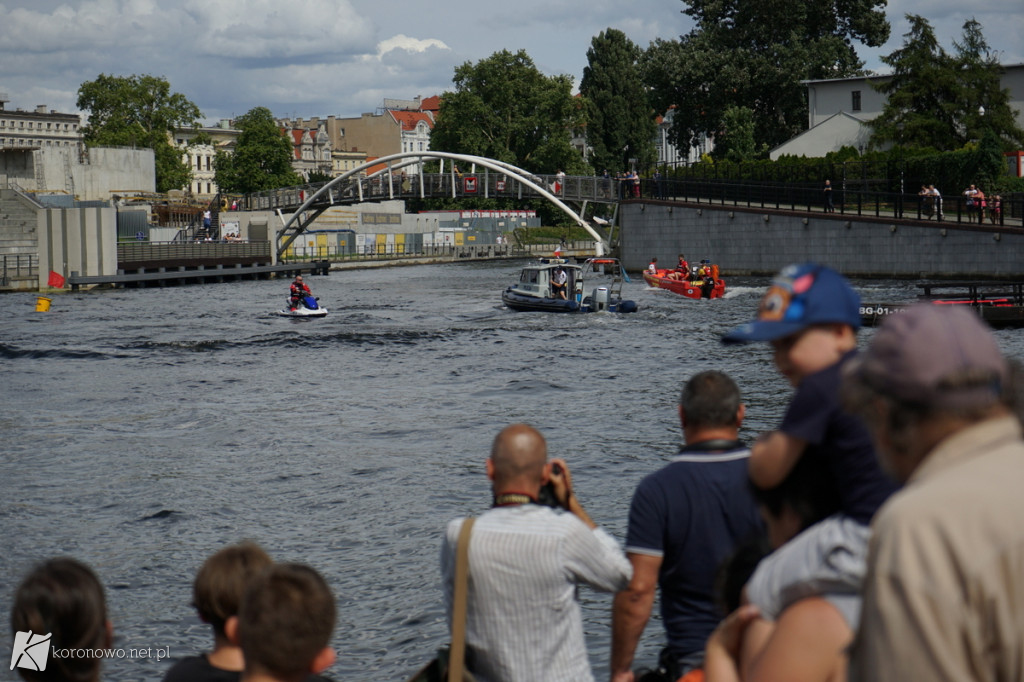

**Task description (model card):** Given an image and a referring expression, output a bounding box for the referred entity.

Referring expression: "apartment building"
[0,95,81,151]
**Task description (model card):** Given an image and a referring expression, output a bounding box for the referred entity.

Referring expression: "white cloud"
[0,0,1018,125]
[376,35,450,58]
[862,4,1024,70]
[190,0,377,60]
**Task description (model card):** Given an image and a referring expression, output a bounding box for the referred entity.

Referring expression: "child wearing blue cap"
[719,264,899,640]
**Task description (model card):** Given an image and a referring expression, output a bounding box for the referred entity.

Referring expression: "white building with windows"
[0,95,81,151]
[770,64,1024,159]
[279,119,332,180]
[174,119,240,199]
[655,106,713,168]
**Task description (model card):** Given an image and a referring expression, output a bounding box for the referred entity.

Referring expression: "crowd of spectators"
[11,262,1023,682]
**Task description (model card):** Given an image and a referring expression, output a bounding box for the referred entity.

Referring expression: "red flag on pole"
[48,271,66,288]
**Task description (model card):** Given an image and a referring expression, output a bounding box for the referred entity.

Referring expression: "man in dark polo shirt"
[611,371,764,681]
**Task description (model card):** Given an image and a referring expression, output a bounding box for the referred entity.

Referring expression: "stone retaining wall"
[620,201,1024,279]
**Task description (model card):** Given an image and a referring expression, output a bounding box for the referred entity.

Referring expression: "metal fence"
[280,240,594,263]
[1,253,38,285]
[641,177,1022,227]
[117,241,272,263]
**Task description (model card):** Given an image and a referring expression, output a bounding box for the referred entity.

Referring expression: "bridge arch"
[274,152,610,257]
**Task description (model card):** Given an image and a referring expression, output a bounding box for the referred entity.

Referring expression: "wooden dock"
[861,281,1024,329]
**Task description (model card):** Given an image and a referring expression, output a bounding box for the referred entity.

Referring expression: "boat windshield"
[519,269,540,284]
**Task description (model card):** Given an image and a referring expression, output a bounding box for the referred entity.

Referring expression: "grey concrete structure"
[0,188,116,290]
[619,202,1024,279]
[0,147,155,201]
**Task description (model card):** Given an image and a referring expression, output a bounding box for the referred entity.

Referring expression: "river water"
[2,262,1021,681]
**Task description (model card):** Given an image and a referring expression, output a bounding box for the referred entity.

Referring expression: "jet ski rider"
[289,275,312,311]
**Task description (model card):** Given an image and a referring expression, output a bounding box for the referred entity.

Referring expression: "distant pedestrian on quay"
[823,180,835,213]
[929,185,943,221]
[990,194,1002,224]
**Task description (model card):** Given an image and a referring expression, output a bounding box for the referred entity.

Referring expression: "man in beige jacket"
[843,304,1024,682]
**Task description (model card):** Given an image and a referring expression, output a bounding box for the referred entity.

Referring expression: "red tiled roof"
[388,109,435,131]
[419,95,441,112]
[364,156,387,174]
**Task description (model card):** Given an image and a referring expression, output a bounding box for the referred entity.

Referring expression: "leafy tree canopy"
[430,49,590,175]
[77,74,203,193]
[644,0,889,155]
[715,106,762,162]
[214,107,301,194]
[869,16,1024,152]
[579,28,657,174]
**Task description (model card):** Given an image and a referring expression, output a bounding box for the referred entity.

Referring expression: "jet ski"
[277,295,328,318]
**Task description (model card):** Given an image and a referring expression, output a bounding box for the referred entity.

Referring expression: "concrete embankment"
[620,201,1024,280]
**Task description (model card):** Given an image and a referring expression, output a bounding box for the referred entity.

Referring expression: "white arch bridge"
[238,152,623,259]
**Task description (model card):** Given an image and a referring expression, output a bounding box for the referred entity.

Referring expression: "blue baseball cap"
[722,263,861,344]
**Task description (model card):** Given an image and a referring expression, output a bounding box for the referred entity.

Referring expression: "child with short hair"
[11,557,111,682]
[721,263,898,626]
[163,542,273,682]
[237,563,337,682]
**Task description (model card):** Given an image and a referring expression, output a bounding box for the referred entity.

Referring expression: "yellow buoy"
[35,296,52,312]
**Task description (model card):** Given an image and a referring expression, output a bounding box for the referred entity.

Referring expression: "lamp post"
[895,122,906,218]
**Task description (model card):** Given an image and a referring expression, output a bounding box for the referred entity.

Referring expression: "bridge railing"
[241,172,627,213]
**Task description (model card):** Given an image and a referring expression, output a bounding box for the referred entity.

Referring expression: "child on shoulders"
[722,263,899,628]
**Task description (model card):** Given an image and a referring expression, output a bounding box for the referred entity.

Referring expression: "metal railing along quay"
[642,177,1022,227]
[1,253,38,286]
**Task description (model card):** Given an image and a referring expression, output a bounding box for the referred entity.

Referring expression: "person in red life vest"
[289,275,312,311]
[668,253,689,281]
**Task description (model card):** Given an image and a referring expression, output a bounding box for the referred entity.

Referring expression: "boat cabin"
[513,262,582,300]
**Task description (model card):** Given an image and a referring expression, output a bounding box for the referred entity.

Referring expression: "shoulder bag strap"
[448,517,475,682]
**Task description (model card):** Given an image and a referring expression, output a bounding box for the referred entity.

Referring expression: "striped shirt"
[442,505,632,682]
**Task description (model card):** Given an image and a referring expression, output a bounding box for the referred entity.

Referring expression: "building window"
[852,90,861,112]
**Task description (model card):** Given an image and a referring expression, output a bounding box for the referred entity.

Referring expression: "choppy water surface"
[2,263,1021,680]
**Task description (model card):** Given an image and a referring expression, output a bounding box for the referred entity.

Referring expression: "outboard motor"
[592,287,610,312]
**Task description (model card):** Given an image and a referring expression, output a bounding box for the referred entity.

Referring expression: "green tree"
[214,107,301,194]
[715,106,760,162]
[645,0,889,154]
[870,17,1024,151]
[306,170,333,184]
[953,19,1024,149]
[868,16,961,150]
[77,74,203,193]
[579,29,656,173]
[430,49,589,174]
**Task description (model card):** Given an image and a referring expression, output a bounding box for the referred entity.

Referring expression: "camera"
[537,463,567,509]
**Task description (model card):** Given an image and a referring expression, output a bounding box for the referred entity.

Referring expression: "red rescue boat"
[643,266,726,299]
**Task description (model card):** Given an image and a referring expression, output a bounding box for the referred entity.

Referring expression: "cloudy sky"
[1,0,1021,125]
